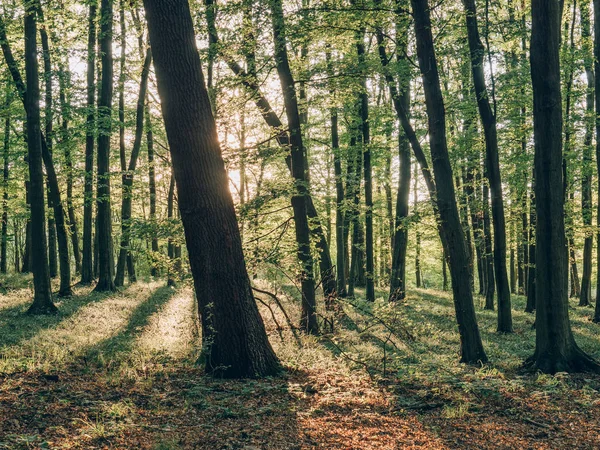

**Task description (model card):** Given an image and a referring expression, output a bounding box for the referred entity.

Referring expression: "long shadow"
[77,285,176,370]
[0,287,115,351]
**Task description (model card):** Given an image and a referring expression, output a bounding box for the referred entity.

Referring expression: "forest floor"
[1,275,600,449]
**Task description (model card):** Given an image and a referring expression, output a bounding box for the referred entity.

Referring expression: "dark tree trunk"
[580,0,593,306]
[374,3,411,302]
[482,178,495,310]
[594,0,600,322]
[147,107,159,277]
[0,8,71,296]
[94,0,116,292]
[528,0,599,372]
[412,0,487,364]
[58,65,81,275]
[270,0,317,333]
[326,51,347,299]
[167,171,177,287]
[463,0,512,332]
[81,1,96,285]
[23,2,56,314]
[525,170,536,313]
[143,0,281,377]
[414,168,422,288]
[36,2,72,295]
[351,7,375,302]
[115,49,152,287]
[1,99,8,274]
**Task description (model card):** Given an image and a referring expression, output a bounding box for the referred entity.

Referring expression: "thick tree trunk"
[23,2,56,314]
[94,0,116,292]
[412,0,487,364]
[463,0,512,331]
[143,0,280,377]
[115,49,152,287]
[528,0,598,372]
[81,2,96,285]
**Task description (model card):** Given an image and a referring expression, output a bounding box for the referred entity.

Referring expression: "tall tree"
[411,0,487,363]
[580,0,593,306]
[270,0,318,333]
[528,0,598,372]
[80,0,97,285]
[23,0,56,314]
[463,0,512,332]
[143,0,281,377]
[94,0,116,292]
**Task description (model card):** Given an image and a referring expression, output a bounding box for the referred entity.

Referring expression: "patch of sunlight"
[135,286,199,358]
[0,282,163,373]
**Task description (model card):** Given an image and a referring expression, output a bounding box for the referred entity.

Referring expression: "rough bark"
[94,0,116,292]
[143,0,281,377]
[528,0,599,372]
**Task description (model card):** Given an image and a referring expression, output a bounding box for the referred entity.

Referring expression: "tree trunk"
[580,0,593,307]
[463,0,512,332]
[147,107,159,277]
[374,2,411,302]
[23,1,56,314]
[115,49,152,287]
[94,0,116,292]
[326,51,347,299]
[350,7,375,302]
[482,176,495,310]
[528,0,598,372]
[412,0,487,364]
[1,98,9,274]
[81,1,96,285]
[143,0,281,377]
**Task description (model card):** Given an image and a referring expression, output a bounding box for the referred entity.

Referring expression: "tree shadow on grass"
[0,286,115,351]
[76,285,177,372]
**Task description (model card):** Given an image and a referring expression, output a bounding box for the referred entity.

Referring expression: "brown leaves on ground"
[1,363,599,449]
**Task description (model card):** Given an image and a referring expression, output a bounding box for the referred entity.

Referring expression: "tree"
[143,0,281,377]
[23,0,56,314]
[94,0,116,292]
[411,0,487,363]
[270,0,318,333]
[80,0,96,285]
[527,0,598,372]
[463,0,512,332]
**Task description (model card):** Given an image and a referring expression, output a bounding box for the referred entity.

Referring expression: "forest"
[1,0,600,448]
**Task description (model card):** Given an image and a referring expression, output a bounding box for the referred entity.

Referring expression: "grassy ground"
[1,276,599,449]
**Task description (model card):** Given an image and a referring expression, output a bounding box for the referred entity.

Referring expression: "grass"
[0,275,599,449]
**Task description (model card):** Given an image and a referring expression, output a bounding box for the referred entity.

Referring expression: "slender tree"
[80,0,97,285]
[463,0,512,332]
[411,0,487,363]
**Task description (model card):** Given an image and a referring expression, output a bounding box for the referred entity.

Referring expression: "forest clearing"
[1,277,599,449]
